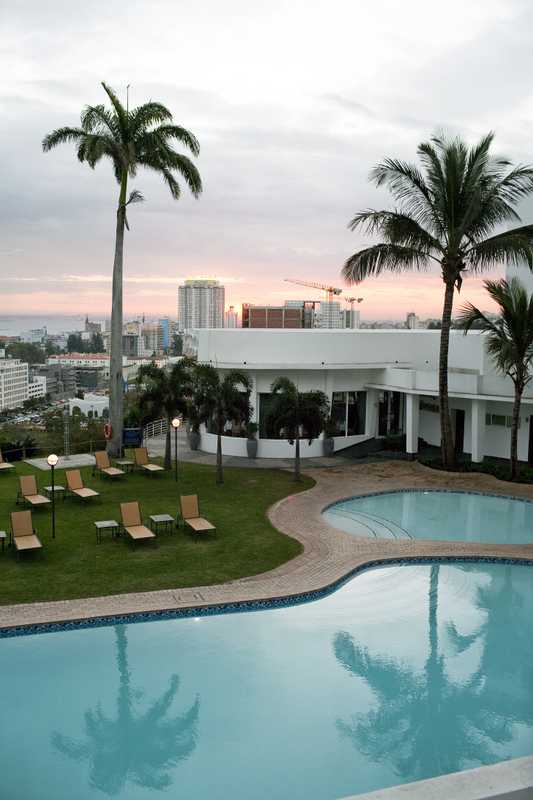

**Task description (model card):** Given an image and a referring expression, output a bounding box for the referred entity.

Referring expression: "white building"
[406,312,419,329]
[68,393,109,418]
[28,375,47,400]
[315,301,343,328]
[0,358,29,411]
[192,328,533,462]
[225,306,239,328]
[177,279,225,330]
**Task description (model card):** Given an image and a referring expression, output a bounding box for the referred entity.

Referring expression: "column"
[471,399,485,463]
[365,388,379,438]
[405,393,419,456]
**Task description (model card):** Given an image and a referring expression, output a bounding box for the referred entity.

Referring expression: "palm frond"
[348,210,441,254]
[369,158,441,234]
[466,225,533,271]
[343,244,430,284]
[101,82,128,139]
[81,105,118,138]
[42,127,85,151]
[154,125,200,157]
[129,102,173,134]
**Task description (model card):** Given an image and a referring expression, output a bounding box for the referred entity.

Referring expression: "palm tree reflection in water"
[52,626,200,796]
[334,565,533,783]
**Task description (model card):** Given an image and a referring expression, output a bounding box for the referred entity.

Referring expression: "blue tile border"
[1,554,532,640]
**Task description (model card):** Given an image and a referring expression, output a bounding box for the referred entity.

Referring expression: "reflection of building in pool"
[333,564,533,783]
[52,627,200,796]
[191,328,533,462]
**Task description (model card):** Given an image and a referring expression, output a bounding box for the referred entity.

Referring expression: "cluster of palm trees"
[43,84,533,481]
[136,359,329,484]
[343,133,533,478]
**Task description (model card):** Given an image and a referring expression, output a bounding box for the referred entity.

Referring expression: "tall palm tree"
[458,278,533,479]
[265,377,329,481]
[42,82,202,456]
[137,358,194,469]
[52,626,200,795]
[342,133,533,468]
[191,364,252,485]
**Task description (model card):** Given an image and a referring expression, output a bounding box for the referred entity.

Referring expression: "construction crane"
[344,296,364,308]
[284,278,343,303]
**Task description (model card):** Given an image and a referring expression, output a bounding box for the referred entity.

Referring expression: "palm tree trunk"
[216,422,223,485]
[439,278,455,469]
[294,431,301,481]
[510,383,522,480]
[164,414,172,470]
[107,174,128,457]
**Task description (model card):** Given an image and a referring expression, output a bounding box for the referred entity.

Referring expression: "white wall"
[199,430,371,459]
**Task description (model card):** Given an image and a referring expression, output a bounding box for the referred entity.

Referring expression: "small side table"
[115,459,134,474]
[0,531,6,552]
[149,514,175,535]
[94,519,120,544]
[44,485,66,501]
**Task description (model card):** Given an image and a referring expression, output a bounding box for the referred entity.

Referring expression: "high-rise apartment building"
[224,306,239,328]
[406,312,419,329]
[0,358,29,410]
[177,279,225,329]
[315,301,343,329]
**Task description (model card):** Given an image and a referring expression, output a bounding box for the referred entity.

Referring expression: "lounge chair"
[0,451,14,473]
[120,502,156,544]
[180,494,216,536]
[134,447,164,474]
[10,510,42,556]
[17,475,50,507]
[66,469,99,500]
[94,451,125,479]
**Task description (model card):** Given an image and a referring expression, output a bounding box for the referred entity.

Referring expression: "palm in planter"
[43,82,202,456]
[266,377,329,480]
[137,359,194,469]
[192,365,252,484]
[342,133,533,469]
[458,277,533,480]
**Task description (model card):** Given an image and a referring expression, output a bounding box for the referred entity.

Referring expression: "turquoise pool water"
[1,561,532,799]
[324,490,533,544]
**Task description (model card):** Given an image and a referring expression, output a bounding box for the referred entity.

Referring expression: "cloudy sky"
[2,0,533,320]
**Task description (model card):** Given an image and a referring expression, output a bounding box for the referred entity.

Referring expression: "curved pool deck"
[2,460,533,631]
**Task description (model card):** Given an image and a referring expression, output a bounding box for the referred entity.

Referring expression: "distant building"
[0,358,28,410]
[32,363,76,399]
[177,279,225,329]
[20,327,47,345]
[342,308,361,329]
[159,318,171,349]
[69,393,109,419]
[242,303,309,328]
[406,312,419,329]
[28,375,47,400]
[85,316,102,334]
[225,306,239,328]
[315,301,343,329]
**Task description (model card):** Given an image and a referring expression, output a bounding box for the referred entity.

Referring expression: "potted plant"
[246,421,259,458]
[323,418,337,456]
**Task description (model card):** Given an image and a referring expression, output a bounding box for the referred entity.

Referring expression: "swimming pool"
[1,561,532,799]
[323,490,533,545]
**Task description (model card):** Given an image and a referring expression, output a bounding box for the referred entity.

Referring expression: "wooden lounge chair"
[0,451,14,473]
[94,451,125,479]
[180,495,216,536]
[134,447,164,474]
[18,475,50,507]
[120,502,156,543]
[66,469,99,500]
[10,510,42,556]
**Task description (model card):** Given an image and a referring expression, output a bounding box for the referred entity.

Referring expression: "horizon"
[2,0,533,318]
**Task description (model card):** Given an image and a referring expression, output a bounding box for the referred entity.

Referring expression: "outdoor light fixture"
[171,418,181,482]
[47,453,59,539]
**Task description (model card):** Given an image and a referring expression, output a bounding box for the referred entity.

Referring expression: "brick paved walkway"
[2,461,533,630]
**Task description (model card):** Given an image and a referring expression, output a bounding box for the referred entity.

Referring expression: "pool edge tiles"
[321,486,533,513]
[1,555,533,639]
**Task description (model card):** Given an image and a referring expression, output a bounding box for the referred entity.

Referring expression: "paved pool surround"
[2,460,533,631]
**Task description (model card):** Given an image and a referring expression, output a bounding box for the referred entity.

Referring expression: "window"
[485,413,519,428]
[330,391,366,436]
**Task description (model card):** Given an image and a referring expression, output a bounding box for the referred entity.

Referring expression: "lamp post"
[47,453,59,539]
[171,417,181,483]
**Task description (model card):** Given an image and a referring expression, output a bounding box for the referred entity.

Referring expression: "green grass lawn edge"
[0,459,314,606]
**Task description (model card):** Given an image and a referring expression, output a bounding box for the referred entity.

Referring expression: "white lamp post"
[171,417,181,483]
[47,453,59,539]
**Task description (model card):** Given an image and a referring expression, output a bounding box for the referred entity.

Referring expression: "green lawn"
[0,459,313,606]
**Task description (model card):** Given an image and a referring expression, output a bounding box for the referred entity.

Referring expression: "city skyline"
[3,0,533,319]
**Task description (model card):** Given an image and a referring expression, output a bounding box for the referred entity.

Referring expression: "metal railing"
[143,418,168,440]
